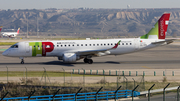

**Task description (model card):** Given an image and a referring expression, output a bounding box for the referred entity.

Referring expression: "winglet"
[111,40,121,49]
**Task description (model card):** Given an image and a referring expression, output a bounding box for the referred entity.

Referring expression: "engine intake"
[62,53,78,63]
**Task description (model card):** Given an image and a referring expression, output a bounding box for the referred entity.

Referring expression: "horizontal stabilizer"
[151,39,179,44]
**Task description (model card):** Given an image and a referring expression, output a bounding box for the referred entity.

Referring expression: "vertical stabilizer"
[140,13,170,39]
[17,28,20,34]
[0,26,3,32]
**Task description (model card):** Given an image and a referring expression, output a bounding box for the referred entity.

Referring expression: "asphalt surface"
[132,93,179,101]
[0,44,180,71]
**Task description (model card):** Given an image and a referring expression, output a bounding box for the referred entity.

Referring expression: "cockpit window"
[11,45,18,48]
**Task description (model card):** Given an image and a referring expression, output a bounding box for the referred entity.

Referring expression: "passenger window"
[34,45,36,47]
[111,43,113,45]
[89,44,91,46]
[61,45,63,47]
[81,44,83,46]
[104,44,106,46]
[97,44,99,46]
[93,44,95,46]
[101,44,103,46]
[130,43,132,45]
[85,44,87,46]
[108,44,109,45]
[122,43,124,45]
[65,45,66,47]
[69,45,70,46]
[126,43,128,45]
[72,45,74,46]
[77,44,79,46]
[119,43,120,45]
[57,45,59,47]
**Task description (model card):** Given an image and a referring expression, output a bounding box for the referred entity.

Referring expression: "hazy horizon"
[0,0,180,10]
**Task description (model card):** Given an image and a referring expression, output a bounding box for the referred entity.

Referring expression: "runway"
[0,44,180,71]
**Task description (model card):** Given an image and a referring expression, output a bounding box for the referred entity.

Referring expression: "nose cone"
[2,50,8,56]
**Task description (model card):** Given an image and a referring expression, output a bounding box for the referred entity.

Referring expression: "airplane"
[2,13,174,64]
[1,28,20,37]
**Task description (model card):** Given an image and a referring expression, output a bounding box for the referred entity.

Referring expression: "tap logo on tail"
[158,13,170,39]
[140,13,170,39]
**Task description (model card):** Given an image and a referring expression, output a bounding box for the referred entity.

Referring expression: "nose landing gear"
[84,58,93,64]
[19,57,24,64]
[21,59,24,64]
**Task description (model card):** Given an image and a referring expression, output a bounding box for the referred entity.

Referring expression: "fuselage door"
[134,38,139,50]
[25,42,30,53]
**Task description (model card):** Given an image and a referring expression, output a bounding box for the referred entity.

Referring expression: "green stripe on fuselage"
[29,42,42,56]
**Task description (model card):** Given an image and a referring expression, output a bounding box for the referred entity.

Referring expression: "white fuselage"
[3,38,165,58]
[1,32,18,37]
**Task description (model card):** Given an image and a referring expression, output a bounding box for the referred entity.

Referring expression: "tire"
[84,58,88,63]
[88,59,93,64]
[21,60,24,64]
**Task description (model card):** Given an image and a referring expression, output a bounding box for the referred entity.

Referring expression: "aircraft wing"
[76,49,109,56]
[75,40,121,56]
[151,38,179,44]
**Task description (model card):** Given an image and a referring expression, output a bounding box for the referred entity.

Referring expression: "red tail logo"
[17,28,20,34]
[0,26,3,32]
[158,13,170,39]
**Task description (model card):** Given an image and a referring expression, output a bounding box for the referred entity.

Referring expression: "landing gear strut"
[84,58,93,64]
[21,59,24,64]
[19,57,24,64]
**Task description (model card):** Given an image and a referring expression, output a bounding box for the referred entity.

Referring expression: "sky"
[0,0,180,10]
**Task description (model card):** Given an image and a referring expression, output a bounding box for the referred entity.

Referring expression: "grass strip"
[0,42,17,45]
[0,71,102,77]
[0,49,6,51]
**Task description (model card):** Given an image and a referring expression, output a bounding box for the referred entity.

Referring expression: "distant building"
[127,5,130,9]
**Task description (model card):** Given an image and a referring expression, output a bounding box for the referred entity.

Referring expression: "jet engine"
[62,53,79,63]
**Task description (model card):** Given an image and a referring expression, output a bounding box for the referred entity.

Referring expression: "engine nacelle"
[62,53,78,63]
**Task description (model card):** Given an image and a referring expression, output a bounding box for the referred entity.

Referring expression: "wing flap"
[76,49,108,56]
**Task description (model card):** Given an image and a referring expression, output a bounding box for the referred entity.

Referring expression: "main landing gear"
[19,57,24,64]
[84,58,93,64]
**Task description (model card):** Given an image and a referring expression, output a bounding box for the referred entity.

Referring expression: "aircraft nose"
[2,50,8,56]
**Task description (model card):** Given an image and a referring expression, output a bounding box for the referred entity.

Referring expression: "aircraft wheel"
[84,58,88,63]
[21,59,24,64]
[88,59,93,64]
